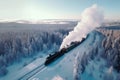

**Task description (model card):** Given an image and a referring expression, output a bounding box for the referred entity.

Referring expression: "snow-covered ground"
[28,28,120,80]
[0,53,45,80]
[0,28,95,80]
[74,26,120,80]
[27,31,100,80]
[0,20,120,80]
[0,21,76,80]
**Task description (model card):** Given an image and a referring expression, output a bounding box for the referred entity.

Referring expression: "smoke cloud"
[60,4,104,49]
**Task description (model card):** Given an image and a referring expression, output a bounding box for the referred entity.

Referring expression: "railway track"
[19,63,45,80]
[18,35,89,80]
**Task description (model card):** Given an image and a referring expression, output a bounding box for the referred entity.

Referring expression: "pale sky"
[0,0,120,20]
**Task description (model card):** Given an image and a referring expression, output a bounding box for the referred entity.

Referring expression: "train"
[44,35,89,66]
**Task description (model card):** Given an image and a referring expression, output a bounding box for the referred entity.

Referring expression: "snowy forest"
[0,21,77,77]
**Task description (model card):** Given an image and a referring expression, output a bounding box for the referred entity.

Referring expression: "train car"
[44,41,81,65]
[44,48,67,65]
[44,35,89,66]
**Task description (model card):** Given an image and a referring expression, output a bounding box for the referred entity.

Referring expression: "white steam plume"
[60,4,104,49]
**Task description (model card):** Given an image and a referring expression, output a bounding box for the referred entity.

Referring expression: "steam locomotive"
[44,35,88,66]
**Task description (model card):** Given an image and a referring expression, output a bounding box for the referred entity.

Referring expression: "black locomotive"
[44,35,88,66]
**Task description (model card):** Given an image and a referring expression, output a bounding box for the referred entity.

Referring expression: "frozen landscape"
[0,0,120,80]
[0,20,120,80]
[0,20,77,80]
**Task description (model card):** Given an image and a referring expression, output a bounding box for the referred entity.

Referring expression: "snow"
[0,21,120,80]
[0,21,75,80]
[27,30,97,80]
[74,28,119,80]
[0,53,46,80]
[0,21,76,32]
[27,30,117,80]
